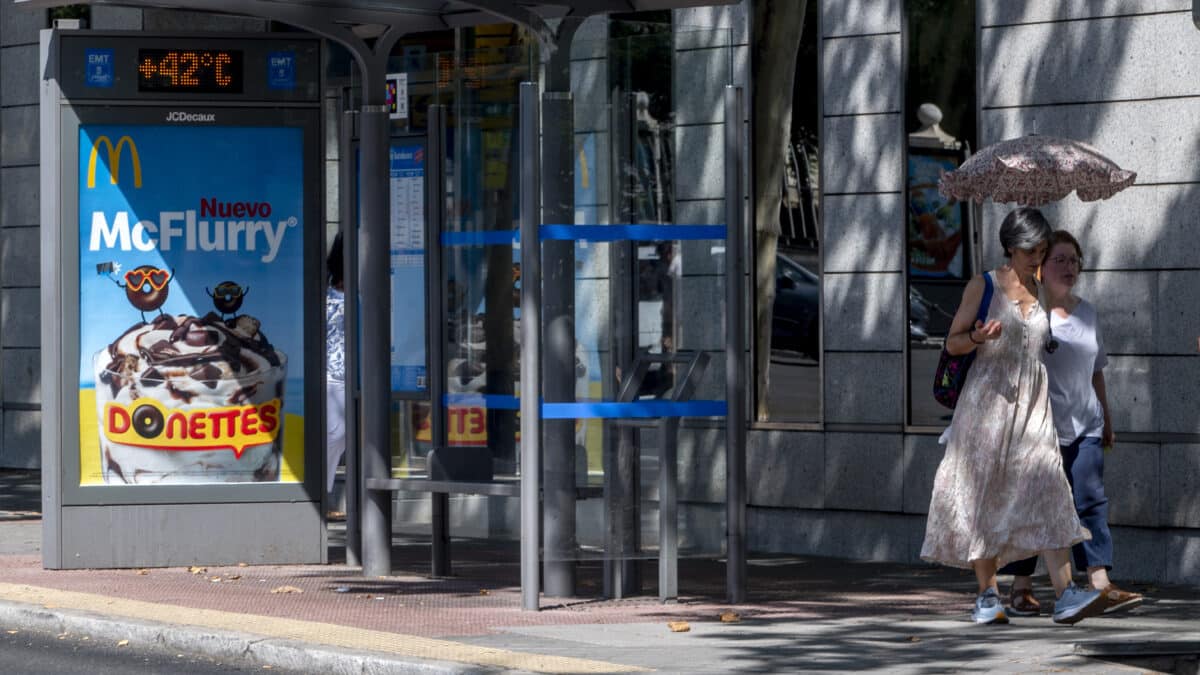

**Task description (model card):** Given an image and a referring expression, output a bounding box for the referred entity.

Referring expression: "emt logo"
[86,135,142,189]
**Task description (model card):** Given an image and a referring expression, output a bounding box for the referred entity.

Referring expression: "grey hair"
[999,208,1052,258]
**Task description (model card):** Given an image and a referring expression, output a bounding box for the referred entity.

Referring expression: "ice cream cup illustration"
[93,312,287,484]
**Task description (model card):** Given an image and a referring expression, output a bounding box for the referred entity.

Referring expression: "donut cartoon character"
[101,263,173,322]
[206,281,250,318]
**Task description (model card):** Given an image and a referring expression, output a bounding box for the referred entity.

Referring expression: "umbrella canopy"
[938,134,1136,207]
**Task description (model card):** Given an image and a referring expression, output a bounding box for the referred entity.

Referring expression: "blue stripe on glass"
[442,395,727,419]
[439,225,727,246]
[443,393,520,410]
[542,400,727,418]
[539,224,726,241]
[440,231,520,246]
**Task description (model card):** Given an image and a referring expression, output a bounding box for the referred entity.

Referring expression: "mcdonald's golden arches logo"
[86,135,142,189]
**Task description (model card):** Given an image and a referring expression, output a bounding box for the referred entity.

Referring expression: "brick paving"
[0,541,987,639]
[0,469,1188,653]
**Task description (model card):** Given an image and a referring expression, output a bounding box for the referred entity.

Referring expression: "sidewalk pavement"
[1,470,1196,674]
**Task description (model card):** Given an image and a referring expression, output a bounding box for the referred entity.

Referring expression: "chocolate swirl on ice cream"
[99,312,284,406]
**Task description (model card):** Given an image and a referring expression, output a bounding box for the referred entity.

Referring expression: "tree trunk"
[751,0,806,421]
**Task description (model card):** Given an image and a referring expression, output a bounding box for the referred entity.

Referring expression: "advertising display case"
[41,31,325,568]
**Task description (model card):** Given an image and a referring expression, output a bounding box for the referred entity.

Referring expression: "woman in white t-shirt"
[1001,230,1144,617]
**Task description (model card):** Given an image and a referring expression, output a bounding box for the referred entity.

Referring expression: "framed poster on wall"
[907,148,969,279]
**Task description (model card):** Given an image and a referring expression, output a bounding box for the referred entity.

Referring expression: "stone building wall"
[0,3,45,469]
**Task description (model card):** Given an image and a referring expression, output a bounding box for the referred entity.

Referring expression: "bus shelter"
[24,0,747,610]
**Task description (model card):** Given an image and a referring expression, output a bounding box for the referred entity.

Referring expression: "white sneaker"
[972,588,1009,624]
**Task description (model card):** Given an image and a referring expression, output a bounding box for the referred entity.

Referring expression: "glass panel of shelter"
[531,29,732,600]
[380,42,535,480]
[370,27,733,600]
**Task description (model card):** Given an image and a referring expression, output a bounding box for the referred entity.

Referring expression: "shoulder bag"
[932,272,994,409]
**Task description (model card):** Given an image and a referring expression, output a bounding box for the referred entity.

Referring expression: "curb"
[0,599,509,675]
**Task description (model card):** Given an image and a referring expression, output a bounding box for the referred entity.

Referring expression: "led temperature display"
[137,49,244,93]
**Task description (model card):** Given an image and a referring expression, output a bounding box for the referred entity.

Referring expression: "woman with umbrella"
[920,208,1104,625]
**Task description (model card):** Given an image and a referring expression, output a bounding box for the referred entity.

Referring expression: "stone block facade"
[672,0,1200,585]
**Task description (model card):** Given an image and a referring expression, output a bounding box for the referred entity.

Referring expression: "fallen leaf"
[907,636,921,643]
[719,611,740,623]
[270,585,303,594]
[135,569,149,576]
[667,621,690,633]
[479,589,490,596]
[238,562,248,567]
[188,566,206,575]
[210,576,222,583]
[117,639,129,647]
[226,575,241,581]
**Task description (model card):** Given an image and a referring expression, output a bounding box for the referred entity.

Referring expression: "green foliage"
[49,5,89,21]
[905,0,976,145]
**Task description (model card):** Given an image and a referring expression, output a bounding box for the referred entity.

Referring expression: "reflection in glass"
[758,0,820,423]
[905,0,977,427]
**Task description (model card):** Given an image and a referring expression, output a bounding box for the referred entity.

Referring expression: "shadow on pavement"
[0,470,40,521]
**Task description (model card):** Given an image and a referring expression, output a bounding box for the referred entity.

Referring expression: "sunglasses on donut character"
[123,267,172,292]
[101,263,176,321]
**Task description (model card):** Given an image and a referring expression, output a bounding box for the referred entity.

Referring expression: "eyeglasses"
[1047,255,1083,267]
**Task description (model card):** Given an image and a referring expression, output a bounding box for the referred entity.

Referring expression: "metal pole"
[339,99,362,567]
[541,91,577,598]
[426,105,451,577]
[360,54,396,578]
[603,90,640,599]
[519,81,542,611]
[658,416,679,601]
[724,85,747,604]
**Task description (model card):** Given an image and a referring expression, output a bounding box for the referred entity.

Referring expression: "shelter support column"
[426,105,450,578]
[338,101,362,568]
[541,92,578,597]
[541,44,579,595]
[724,85,746,604]
[603,89,640,599]
[359,35,401,578]
[519,81,543,610]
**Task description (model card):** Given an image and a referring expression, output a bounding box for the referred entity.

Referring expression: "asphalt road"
[0,624,306,675]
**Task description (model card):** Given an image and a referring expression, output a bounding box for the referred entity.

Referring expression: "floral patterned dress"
[921,271,1090,569]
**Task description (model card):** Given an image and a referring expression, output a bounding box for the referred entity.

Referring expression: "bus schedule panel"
[58,33,320,103]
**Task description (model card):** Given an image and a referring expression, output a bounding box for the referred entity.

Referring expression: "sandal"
[1008,587,1041,617]
[1099,585,1144,615]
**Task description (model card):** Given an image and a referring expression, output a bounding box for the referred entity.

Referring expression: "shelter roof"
[14,0,736,43]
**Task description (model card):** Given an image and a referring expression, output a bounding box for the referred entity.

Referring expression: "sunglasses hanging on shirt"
[1037,279,1059,353]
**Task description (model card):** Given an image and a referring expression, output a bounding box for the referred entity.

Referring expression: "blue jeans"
[999,436,1112,575]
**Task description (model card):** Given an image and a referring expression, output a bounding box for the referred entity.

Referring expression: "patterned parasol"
[938,134,1136,207]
